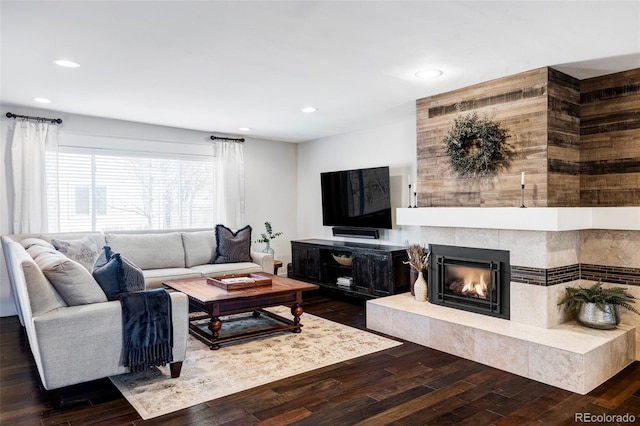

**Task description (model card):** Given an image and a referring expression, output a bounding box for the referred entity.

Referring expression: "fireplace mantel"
[396,207,640,231]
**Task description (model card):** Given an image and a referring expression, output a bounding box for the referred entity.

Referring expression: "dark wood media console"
[289,239,410,298]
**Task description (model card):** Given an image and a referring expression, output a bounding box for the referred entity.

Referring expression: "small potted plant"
[558,281,639,329]
[254,221,282,255]
[404,244,430,301]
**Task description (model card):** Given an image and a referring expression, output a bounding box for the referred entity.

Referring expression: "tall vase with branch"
[255,221,282,255]
[405,244,430,301]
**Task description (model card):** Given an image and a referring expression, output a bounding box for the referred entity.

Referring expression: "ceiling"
[1,1,639,143]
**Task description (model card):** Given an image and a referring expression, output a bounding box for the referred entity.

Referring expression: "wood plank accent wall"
[417,67,550,207]
[416,67,639,207]
[580,68,640,206]
[547,68,581,206]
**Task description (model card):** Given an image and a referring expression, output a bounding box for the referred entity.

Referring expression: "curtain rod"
[210,135,244,143]
[6,112,63,124]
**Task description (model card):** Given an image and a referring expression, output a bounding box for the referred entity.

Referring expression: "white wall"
[243,136,297,270]
[0,105,297,316]
[296,114,421,247]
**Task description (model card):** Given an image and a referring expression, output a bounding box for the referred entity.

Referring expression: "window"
[48,138,215,232]
[74,185,106,216]
[74,186,90,215]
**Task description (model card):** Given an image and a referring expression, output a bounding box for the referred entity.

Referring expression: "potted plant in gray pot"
[558,281,640,329]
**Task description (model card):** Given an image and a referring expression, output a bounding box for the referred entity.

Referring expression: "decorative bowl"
[332,254,352,267]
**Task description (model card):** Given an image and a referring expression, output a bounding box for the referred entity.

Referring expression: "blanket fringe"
[126,343,173,373]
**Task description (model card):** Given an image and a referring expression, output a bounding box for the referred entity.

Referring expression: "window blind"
[48,133,215,232]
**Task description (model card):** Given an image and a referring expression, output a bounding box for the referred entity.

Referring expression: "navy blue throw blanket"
[120,289,173,373]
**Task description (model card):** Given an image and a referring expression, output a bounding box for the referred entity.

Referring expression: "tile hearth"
[367,293,635,395]
[386,206,640,390]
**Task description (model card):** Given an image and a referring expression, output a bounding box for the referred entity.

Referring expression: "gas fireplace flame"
[448,272,490,299]
[461,274,487,298]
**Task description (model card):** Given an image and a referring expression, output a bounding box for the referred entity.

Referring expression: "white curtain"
[8,121,58,234]
[0,120,58,322]
[213,140,245,228]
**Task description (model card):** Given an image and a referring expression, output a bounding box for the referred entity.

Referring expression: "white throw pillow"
[20,238,55,250]
[32,250,107,306]
[51,235,99,272]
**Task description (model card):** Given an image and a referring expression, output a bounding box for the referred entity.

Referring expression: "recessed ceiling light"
[53,59,80,68]
[33,97,52,104]
[415,69,443,79]
[238,127,251,131]
[301,107,317,113]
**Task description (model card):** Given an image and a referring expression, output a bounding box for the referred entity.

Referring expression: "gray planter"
[578,303,620,329]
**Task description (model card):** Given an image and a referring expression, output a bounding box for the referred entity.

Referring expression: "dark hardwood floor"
[1,291,639,425]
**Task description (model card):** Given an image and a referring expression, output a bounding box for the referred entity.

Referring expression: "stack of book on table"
[336,276,353,288]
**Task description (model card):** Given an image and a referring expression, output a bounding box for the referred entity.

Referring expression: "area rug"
[109,306,402,420]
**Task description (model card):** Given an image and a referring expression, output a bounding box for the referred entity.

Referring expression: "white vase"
[414,271,427,302]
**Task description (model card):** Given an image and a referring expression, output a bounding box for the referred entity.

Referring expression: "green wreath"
[443,113,511,177]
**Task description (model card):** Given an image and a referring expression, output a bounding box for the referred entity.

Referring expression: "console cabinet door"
[352,251,392,296]
[351,251,371,294]
[369,253,392,296]
[291,244,320,282]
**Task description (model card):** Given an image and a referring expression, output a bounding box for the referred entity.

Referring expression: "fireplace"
[428,244,510,320]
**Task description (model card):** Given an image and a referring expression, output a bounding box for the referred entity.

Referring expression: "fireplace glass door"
[440,258,499,313]
[428,244,510,319]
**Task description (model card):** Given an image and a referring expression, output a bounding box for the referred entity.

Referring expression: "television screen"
[321,166,392,229]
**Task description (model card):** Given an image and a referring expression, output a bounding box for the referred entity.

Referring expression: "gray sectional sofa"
[100,229,274,288]
[1,228,274,406]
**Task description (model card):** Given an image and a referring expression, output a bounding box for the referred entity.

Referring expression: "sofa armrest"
[32,291,188,390]
[251,251,274,274]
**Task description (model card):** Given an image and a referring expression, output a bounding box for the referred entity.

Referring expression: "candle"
[408,175,411,186]
[414,183,417,193]
[521,172,525,186]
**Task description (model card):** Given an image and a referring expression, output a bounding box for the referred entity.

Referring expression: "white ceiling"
[1,1,639,143]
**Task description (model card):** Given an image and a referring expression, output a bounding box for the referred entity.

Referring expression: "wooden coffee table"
[163,273,318,350]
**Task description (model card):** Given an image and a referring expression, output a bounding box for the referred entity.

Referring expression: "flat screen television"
[321,166,392,229]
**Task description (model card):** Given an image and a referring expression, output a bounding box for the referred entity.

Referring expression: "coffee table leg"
[291,304,303,333]
[209,316,222,350]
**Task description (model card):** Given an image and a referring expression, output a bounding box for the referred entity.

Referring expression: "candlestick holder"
[413,192,417,208]
[520,184,526,208]
[408,184,412,208]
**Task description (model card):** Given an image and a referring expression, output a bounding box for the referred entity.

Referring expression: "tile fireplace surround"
[367,207,639,395]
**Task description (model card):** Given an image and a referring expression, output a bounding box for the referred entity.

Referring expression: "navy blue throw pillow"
[212,224,253,264]
[93,246,145,300]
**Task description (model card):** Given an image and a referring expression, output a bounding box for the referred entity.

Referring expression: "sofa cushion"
[105,232,185,269]
[182,231,216,267]
[22,259,68,316]
[142,268,202,289]
[32,250,107,306]
[20,238,55,250]
[191,262,262,278]
[213,225,252,264]
[41,232,107,252]
[93,246,145,301]
[26,244,59,259]
[8,239,67,316]
[51,235,99,272]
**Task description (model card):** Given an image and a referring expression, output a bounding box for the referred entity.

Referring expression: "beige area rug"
[109,306,402,420]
